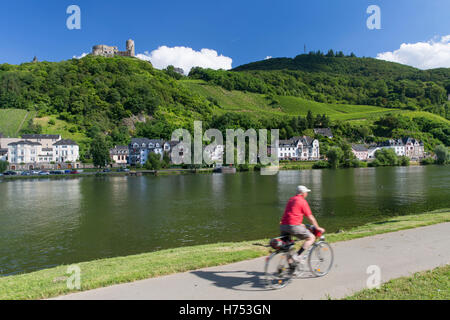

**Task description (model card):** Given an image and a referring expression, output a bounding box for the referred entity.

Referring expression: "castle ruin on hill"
[92,39,135,57]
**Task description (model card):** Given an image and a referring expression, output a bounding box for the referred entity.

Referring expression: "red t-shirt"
[280,194,312,225]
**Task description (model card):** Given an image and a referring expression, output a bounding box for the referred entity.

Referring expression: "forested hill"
[234,53,450,81]
[0,56,214,139]
[190,53,450,116]
[0,54,449,159]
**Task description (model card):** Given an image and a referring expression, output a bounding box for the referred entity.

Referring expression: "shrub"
[326,147,344,169]
[313,160,330,169]
[420,157,435,165]
[434,145,449,165]
[237,164,249,172]
[0,160,8,173]
[144,153,162,170]
[398,156,410,166]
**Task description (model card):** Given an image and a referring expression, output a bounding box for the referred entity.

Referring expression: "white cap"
[297,185,311,194]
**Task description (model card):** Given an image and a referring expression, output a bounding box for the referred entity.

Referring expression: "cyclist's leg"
[279,225,297,267]
[290,225,315,255]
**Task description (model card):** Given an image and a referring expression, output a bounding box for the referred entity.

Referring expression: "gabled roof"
[314,128,333,137]
[130,138,151,146]
[280,136,317,147]
[8,140,41,146]
[110,145,129,154]
[352,144,368,152]
[22,134,61,140]
[401,137,423,146]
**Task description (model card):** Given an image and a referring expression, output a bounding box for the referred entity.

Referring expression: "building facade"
[278,136,320,160]
[21,134,61,148]
[92,39,135,57]
[367,137,425,160]
[351,144,369,161]
[128,138,165,166]
[7,140,43,165]
[314,128,333,139]
[52,139,79,163]
[110,145,129,165]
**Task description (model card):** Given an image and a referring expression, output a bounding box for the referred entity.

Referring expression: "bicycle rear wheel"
[264,252,294,289]
[308,241,334,277]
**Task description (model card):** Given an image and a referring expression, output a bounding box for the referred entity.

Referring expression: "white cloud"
[136,46,232,75]
[265,56,272,60]
[376,35,450,69]
[73,52,88,59]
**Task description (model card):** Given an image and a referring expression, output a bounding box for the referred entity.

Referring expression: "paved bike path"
[54,223,450,300]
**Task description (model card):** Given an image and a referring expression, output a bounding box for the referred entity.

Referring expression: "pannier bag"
[269,237,294,250]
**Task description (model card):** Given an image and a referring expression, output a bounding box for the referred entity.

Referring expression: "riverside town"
[0,1,449,308]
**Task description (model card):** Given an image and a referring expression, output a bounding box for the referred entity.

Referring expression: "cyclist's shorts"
[280,224,313,240]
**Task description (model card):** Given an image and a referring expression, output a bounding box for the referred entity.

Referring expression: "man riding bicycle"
[280,185,325,263]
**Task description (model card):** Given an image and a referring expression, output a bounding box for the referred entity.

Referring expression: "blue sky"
[1,0,449,69]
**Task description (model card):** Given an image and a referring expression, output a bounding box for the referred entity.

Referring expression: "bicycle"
[264,225,334,289]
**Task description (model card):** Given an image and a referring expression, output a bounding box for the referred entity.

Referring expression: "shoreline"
[1,162,443,181]
[0,208,448,300]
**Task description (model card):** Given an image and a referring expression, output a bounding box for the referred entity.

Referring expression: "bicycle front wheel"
[308,241,334,277]
[264,252,294,289]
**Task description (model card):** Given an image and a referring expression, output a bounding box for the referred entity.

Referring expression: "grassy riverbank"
[0,209,448,300]
[345,264,450,300]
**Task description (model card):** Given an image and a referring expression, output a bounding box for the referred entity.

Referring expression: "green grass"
[33,115,91,151]
[180,80,450,124]
[34,115,89,143]
[0,209,448,300]
[0,109,33,137]
[345,264,450,300]
[279,161,316,170]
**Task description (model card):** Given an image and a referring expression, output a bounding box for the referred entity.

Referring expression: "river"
[0,165,449,276]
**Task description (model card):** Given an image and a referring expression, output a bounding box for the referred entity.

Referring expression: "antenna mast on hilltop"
[304,44,306,54]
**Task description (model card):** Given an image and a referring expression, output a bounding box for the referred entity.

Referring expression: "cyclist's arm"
[306,214,325,233]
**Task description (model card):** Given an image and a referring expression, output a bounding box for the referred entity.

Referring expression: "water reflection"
[0,165,449,275]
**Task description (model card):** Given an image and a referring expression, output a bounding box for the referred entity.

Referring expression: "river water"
[0,165,449,276]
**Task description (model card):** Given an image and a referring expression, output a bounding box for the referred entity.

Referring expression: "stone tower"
[126,39,135,57]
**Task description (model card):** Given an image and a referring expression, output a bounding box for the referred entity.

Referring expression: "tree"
[145,152,162,170]
[434,145,449,165]
[0,160,8,173]
[162,152,171,169]
[90,135,110,168]
[374,149,399,166]
[327,147,344,169]
[398,156,410,166]
[306,110,314,129]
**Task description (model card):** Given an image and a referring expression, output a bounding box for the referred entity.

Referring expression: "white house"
[278,136,320,160]
[7,140,42,164]
[380,139,406,156]
[53,139,79,163]
[369,138,425,160]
